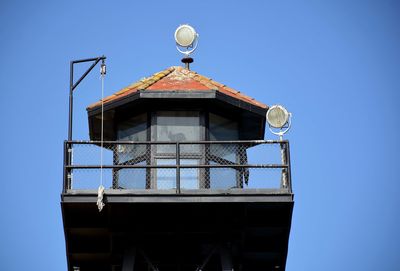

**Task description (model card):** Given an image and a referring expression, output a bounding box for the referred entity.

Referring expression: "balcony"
[61,140,293,270]
[62,140,292,202]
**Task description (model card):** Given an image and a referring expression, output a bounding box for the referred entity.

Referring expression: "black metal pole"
[176,142,180,194]
[68,61,74,141]
[285,141,293,193]
[72,58,103,91]
[67,56,106,141]
[72,57,103,64]
[62,140,68,193]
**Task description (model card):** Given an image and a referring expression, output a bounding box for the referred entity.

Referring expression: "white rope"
[97,62,106,212]
[100,70,104,186]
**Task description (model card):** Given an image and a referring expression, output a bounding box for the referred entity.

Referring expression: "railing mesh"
[65,141,291,192]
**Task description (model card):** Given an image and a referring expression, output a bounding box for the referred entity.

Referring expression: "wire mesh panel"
[71,168,113,190]
[71,144,114,166]
[64,140,291,192]
[117,167,147,189]
[243,167,283,189]
[114,143,151,189]
[153,161,177,190]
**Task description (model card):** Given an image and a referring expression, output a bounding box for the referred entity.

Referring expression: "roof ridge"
[203,75,266,108]
[87,66,177,109]
[87,66,267,110]
[137,66,175,90]
[188,70,219,90]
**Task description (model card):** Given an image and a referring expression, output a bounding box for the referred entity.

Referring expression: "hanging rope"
[97,60,106,212]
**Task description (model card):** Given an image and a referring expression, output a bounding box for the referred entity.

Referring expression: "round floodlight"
[266,105,290,129]
[175,24,197,47]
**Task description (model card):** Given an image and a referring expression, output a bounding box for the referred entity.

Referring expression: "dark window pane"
[209,113,240,188]
[209,113,239,162]
[116,114,147,188]
[118,113,147,141]
[209,113,238,141]
[117,113,147,163]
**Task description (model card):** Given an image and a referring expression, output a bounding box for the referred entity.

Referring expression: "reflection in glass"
[116,113,147,188]
[155,111,200,153]
[117,113,147,163]
[209,113,241,188]
[209,113,238,162]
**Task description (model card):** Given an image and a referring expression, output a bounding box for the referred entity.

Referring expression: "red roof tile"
[88,66,267,110]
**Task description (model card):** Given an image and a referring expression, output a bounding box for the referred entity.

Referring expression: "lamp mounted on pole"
[266,104,292,140]
[174,24,199,69]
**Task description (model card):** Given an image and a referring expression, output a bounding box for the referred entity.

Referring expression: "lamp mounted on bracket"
[266,105,292,140]
[174,24,199,69]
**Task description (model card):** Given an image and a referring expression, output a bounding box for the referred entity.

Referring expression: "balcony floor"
[62,189,293,203]
[61,191,293,271]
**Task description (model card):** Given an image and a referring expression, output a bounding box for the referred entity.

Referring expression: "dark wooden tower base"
[62,192,293,271]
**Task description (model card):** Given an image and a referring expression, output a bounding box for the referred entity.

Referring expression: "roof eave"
[87,89,268,117]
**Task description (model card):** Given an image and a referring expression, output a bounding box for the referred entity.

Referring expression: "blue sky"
[0,0,399,270]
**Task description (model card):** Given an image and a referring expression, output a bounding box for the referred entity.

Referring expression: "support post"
[220,246,233,271]
[280,141,288,189]
[285,141,292,193]
[122,246,136,271]
[64,141,73,191]
[68,62,73,141]
[196,245,217,271]
[63,140,68,193]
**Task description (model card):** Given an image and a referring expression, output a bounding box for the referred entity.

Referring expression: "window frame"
[151,110,205,189]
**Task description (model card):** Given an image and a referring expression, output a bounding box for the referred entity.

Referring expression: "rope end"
[97,184,105,212]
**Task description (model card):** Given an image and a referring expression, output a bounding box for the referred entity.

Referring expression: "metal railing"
[63,140,292,193]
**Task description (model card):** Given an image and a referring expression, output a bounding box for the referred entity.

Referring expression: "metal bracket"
[68,56,107,141]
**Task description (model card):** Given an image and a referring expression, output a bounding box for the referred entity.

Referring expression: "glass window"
[155,159,199,190]
[154,111,201,153]
[118,113,147,141]
[180,159,200,189]
[155,159,176,190]
[117,161,147,189]
[116,113,147,189]
[209,113,238,162]
[208,113,240,188]
[152,111,202,189]
[209,113,238,141]
[117,113,147,163]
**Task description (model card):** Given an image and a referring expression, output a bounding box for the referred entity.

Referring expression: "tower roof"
[88,66,267,110]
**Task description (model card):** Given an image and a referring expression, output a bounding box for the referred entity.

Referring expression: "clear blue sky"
[0,0,399,270]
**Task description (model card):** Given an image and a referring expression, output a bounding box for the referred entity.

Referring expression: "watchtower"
[61,27,294,271]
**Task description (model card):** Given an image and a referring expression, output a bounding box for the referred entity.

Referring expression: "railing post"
[176,142,181,194]
[63,141,67,193]
[63,141,72,192]
[280,141,288,189]
[285,141,292,193]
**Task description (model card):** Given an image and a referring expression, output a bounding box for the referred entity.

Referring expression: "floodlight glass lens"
[267,105,289,128]
[175,25,196,47]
